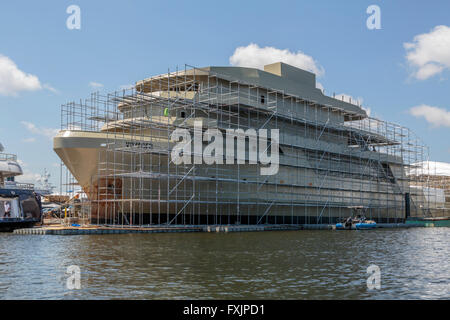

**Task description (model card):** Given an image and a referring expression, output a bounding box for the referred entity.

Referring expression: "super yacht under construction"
[54,62,436,226]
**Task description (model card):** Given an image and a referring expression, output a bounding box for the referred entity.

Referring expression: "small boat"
[336,215,377,230]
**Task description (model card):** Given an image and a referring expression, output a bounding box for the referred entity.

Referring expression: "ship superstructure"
[0,143,23,187]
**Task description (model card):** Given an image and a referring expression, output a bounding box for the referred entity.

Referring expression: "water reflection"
[0,228,448,299]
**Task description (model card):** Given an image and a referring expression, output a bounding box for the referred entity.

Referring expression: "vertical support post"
[405,192,410,220]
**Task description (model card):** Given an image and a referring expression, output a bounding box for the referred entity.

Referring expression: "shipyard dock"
[12,222,431,235]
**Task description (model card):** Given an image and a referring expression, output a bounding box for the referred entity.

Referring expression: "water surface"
[0,228,448,299]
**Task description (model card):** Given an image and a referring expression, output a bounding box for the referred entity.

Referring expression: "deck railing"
[0,182,35,190]
[0,153,17,161]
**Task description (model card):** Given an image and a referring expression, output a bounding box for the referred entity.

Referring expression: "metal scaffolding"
[58,65,435,227]
[408,161,450,217]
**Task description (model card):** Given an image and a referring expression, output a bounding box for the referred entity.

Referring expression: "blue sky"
[1,0,449,189]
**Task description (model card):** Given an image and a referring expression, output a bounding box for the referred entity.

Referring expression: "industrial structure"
[409,161,450,217]
[54,63,436,227]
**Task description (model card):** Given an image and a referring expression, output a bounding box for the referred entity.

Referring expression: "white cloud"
[361,106,371,117]
[21,121,59,139]
[15,170,42,184]
[22,137,36,143]
[335,93,363,105]
[0,54,57,96]
[410,104,450,127]
[334,93,370,115]
[316,82,324,92]
[119,84,134,90]
[89,81,104,88]
[14,160,39,184]
[404,25,450,80]
[229,43,324,76]
[14,160,57,188]
[43,83,59,94]
[15,172,40,184]
[0,54,41,96]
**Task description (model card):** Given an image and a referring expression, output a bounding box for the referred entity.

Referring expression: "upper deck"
[135,62,368,121]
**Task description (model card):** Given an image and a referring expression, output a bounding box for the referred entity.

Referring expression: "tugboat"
[0,143,42,232]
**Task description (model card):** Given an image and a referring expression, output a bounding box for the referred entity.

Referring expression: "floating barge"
[405,217,450,227]
[12,222,429,236]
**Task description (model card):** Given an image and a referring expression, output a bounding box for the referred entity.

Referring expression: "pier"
[12,222,426,236]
